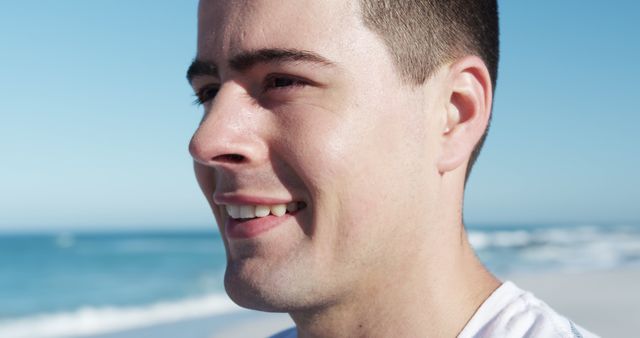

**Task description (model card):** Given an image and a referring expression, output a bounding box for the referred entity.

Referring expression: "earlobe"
[437,56,492,175]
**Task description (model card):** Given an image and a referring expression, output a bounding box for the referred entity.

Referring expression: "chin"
[223,259,317,313]
[223,258,286,312]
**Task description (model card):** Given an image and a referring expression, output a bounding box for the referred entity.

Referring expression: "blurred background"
[1,1,638,337]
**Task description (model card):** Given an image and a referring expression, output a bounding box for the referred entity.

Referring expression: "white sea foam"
[468,224,640,274]
[468,230,536,249]
[468,225,640,250]
[0,293,242,338]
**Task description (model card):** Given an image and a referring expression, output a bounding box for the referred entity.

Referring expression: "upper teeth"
[225,202,300,219]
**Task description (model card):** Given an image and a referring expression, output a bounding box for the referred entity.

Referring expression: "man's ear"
[437,56,493,174]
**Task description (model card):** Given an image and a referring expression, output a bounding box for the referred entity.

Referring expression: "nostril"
[212,154,245,164]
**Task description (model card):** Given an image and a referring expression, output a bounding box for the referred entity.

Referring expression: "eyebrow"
[186,48,336,84]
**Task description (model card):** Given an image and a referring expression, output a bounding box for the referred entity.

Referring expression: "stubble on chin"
[223,243,326,312]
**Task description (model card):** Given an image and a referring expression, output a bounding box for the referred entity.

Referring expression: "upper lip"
[213,193,300,206]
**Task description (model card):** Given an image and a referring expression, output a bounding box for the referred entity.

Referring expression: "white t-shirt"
[457,281,599,338]
[270,281,599,338]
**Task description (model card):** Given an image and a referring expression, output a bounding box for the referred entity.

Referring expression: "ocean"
[1,223,639,337]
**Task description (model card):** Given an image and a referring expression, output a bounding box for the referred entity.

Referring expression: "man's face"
[190,0,446,311]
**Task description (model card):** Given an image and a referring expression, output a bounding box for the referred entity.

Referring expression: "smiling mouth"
[224,201,308,220]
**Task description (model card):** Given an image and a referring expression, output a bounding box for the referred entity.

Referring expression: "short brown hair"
[360,0,499,181]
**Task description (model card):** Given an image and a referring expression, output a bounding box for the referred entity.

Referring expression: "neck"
[289,226,500,338]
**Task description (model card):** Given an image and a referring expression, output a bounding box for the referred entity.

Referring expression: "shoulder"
[458,281,599,338]
[269,326,297,338]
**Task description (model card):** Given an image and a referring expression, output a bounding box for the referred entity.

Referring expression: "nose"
[189,84,268,168]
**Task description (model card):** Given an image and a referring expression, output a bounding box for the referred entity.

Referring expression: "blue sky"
[1,1,638,231]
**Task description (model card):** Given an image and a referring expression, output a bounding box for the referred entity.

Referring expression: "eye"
[264,75,307,91]
[193,85,220,106]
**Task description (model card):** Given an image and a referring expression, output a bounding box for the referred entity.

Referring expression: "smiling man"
[187,1,597,337]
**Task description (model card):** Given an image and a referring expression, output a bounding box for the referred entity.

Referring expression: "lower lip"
[225,211,300,239]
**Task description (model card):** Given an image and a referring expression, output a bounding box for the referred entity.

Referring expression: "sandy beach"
[87,310,293,338]
[508,268,640,337]
[85,268,639,338]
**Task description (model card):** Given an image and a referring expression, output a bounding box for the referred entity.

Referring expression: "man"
[187,0,598,337]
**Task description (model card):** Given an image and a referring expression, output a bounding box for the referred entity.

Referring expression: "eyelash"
[193,86,220,106]
[264,74,307,91]
[193,75,308,106]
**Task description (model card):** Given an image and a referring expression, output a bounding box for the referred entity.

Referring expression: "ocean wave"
[468,224,638,250]
[0,293,242,338]
[468,224,640,274]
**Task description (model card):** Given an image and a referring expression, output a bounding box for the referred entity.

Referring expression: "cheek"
[281,102,411,233]
[194,163,215,203]
[275,101,357,185]
[194,163,225,227]
[273,91,430,231]
[327,102,431,234]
